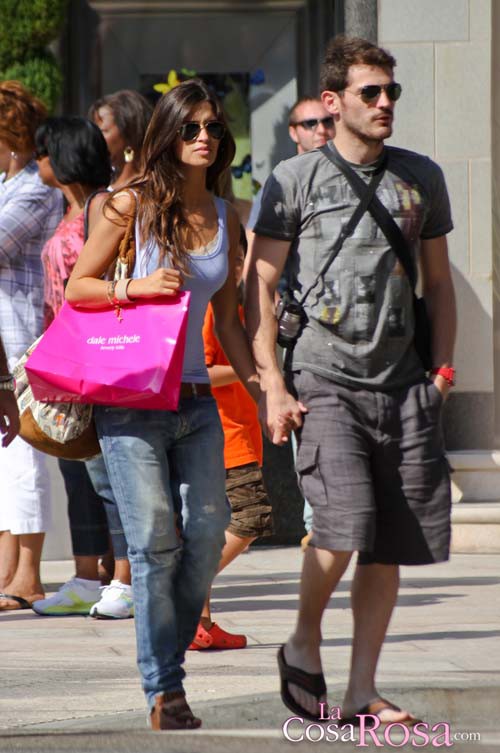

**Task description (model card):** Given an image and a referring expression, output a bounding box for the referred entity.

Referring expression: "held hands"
[259,387,308,445]
[0,392,20,448]
[127,268,183,300]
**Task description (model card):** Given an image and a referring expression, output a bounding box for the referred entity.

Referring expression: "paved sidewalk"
[1,548,499,751]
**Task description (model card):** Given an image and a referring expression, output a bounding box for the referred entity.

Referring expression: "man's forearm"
[245,274,286,391]
[425,277,456,367]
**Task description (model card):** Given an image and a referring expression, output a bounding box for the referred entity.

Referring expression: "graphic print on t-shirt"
[253,143,453,388]
[319,278,342,326]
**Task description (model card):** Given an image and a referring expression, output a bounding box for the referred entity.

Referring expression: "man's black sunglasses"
[178,121,225,142]
[345,82,402,104]
[291,116,334,131]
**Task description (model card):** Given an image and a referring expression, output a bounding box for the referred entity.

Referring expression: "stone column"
[379,0,500,552]
[344,0,378,42]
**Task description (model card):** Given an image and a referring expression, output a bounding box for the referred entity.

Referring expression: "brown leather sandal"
[150,691,202,731]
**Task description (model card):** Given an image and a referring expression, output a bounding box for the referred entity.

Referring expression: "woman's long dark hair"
[107,79,236,273]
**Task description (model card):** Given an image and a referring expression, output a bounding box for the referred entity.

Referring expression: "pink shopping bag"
[25,292,190,411]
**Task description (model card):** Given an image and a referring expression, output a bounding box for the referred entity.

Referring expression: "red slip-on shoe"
[188,622,247,650]
[207,622,247,649]
[188,623,213,650]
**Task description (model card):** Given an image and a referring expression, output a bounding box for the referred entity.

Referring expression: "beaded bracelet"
[106,280,117,306]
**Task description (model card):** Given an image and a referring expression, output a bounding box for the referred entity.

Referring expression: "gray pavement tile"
[0,549,499,748]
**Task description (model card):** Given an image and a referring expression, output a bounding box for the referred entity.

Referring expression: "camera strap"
[297,149,387,306]
[319,145,417,291]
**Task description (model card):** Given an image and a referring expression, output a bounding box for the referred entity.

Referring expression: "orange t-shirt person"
[202,303,262,469]
[191,227,273,653]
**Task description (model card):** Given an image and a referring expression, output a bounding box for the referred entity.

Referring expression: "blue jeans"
[94,396,230,708]
[58,459,109,557]
[86,455,128,560]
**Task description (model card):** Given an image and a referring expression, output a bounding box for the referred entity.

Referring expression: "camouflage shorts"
[225,462,273,539]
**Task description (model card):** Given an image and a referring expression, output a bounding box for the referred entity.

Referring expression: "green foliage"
[1,52,63,112]
[0,0,67,111]
[0,0,67,68]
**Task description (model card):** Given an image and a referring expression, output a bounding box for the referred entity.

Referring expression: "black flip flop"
[277,644,327,722]
[0,593,32,611]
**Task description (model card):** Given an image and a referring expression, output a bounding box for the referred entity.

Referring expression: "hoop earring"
[124,146,134,163]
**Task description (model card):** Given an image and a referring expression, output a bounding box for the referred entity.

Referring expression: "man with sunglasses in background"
[288,98,335,154]
[246,35,456,726]
[247,97,335,230]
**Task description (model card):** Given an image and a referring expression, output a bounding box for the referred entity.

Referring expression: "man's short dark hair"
[288,96,322,126]
[320,35,396,93]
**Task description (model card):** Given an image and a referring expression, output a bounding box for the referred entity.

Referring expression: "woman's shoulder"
[103,188,138,227]
[109,189,137,213]
[218,198,240,231]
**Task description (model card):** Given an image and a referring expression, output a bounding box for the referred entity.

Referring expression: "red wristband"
[430,367,455,386]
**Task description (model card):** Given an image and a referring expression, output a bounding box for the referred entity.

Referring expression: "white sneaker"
[32,578,102,616]
[89,580,134,619]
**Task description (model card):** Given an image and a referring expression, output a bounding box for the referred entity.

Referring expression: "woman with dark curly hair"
[0,81,63,611]
[67,79,261,730]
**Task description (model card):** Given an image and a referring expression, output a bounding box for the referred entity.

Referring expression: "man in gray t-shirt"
[245,36,457,726]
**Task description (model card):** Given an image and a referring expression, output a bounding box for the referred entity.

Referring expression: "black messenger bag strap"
[297,154,386,306]
[281,155,386,375]
[320,145,433,369]
[319,145,416,289]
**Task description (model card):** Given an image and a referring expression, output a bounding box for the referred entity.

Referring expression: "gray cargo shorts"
[293,370,451,565]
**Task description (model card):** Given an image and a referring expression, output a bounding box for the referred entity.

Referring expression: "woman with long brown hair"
[66,79,261,730]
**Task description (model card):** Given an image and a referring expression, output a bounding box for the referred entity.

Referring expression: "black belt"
[179,382,212,399]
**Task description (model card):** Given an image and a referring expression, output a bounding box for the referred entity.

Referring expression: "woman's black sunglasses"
[178,121,225,142]
[345,82,402,104]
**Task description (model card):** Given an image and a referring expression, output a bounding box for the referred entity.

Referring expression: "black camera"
[276,297,305,348]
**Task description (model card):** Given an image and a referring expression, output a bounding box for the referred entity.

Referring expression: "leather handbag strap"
[319,145,417,290]
[297,152,387,306]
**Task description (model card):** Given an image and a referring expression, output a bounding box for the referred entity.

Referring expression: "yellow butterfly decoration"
[153,68,197,94]
[154,70,181,94]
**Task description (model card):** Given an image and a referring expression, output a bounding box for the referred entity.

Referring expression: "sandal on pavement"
[340,698,422,728]
[188,622,247,650]
[150,691,202,731]
[277,644,326,722]
[0,593,33,611]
